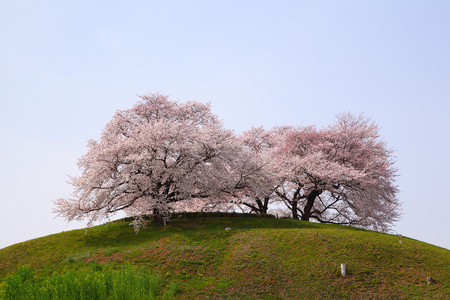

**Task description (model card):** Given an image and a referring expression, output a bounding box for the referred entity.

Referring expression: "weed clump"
[0,264,176,300]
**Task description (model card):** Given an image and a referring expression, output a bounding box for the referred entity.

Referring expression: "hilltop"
[0,213,449,299]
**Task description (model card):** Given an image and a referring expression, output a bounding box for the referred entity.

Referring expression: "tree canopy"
[55,94,400,232]
[55,94,241,227]
[273,114,400,232]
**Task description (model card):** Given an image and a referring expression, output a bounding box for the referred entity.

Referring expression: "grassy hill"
[0,213,449,299]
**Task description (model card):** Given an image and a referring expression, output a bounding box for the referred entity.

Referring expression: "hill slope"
[0,214,449,299]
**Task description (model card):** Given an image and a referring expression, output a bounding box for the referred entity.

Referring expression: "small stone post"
[427,276,435,285]
[341,264,347,278]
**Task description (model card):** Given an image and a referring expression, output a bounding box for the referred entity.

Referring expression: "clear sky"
[1,1,449,250]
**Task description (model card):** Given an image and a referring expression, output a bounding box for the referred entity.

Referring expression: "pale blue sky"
[1,1,449,249]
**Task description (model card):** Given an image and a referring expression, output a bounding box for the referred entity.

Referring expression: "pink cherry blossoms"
[273,114,400,232]
[55,94,400,232]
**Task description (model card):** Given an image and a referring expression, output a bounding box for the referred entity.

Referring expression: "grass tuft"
[0,264,176,300]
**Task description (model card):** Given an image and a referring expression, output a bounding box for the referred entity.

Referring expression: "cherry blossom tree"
[274,114,400,232]
[175,127,280,215]
[54,94,241,227]
[55,93,400,232]
[231,126,283,214]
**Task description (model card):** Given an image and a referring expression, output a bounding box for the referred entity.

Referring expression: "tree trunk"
[255,197,270,214]
[292,200,299,219]
[152,207,167,226]
[243,197,270,214]
[301,190,321,221]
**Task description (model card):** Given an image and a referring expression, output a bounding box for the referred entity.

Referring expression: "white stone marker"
[341,264,347,278]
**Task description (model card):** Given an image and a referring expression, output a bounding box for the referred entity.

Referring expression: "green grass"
[0,264,176,300]
[0,213,449,299]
